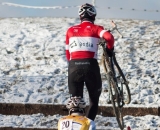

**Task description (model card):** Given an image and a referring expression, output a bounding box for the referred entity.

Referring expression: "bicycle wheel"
[102,56,124,130]
[112,54,131,104]
[109,79,124,130]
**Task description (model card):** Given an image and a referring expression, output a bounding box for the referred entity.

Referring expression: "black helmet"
[78,3,97,22]
[66,96,86,115]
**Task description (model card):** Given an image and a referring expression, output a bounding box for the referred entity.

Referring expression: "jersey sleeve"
[65,29,70,61]
[103,31,114,49]
[98,26,114,49]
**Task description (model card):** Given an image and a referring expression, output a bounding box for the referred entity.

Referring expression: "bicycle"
[99,21,131,130]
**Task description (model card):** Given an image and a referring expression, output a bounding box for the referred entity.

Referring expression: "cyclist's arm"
[103,31,114,49]
[98,26,114,49]
[89,120,96,130]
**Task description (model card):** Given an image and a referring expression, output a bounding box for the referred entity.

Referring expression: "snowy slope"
[0,17,160,129]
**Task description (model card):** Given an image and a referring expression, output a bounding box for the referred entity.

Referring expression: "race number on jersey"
[60,119,82,130]
[60,119,73,130]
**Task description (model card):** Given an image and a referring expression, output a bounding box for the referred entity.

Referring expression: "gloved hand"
[106,47,114,57]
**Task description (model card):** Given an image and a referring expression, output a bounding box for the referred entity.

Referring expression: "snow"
[0,17,160,129]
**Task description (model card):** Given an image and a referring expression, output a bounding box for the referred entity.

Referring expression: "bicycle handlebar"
[109,21,123,38]
[99,20,123,47]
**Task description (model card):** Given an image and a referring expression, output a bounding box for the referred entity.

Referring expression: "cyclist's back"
[66,21,106,60]
[58,114,95,130]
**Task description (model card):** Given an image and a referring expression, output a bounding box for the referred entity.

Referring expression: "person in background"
[58,96,96,130]
[65,3,114,120]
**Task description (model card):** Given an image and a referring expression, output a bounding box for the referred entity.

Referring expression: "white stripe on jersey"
[69,37,99,53]
[66,45,69,50]
[99,30,107,38]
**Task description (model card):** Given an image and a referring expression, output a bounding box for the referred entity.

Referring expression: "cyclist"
[58,96,96,130]
[65,3,114,120]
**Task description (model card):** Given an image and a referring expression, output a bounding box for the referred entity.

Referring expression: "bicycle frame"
[99,39,124,106]
[99,20,131,130]
[99,39,124,130]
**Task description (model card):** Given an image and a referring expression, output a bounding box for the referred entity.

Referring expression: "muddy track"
[0,103,159,116]
[0,128,56,130]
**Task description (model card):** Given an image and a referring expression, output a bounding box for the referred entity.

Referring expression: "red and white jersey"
[65,21,114,61]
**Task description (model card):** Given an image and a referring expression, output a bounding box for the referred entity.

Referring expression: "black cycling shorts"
[68,58,102,99]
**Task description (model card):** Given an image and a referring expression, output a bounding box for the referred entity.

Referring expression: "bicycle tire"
[109,80,124,130]
[102,56,124,130]
[112,53,131,104]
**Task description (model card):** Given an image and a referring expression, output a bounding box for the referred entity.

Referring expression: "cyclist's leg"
[84,60,102,120]
[86,90,101,120]
[68,60,85,97]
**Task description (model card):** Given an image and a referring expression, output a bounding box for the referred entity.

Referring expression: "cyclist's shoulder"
[93,23,104,29]
[59,115,93,126]
[67,23,81,30]
[83,117,96,130]
[64,115,92,123]
[73,116,95,130]
[58,115,95,129]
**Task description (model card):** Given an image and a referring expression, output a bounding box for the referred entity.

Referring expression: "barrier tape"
[2,2,80,9]
[2,2,159,13]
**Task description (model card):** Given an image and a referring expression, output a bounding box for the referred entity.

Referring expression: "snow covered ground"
[0,17,160,129]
